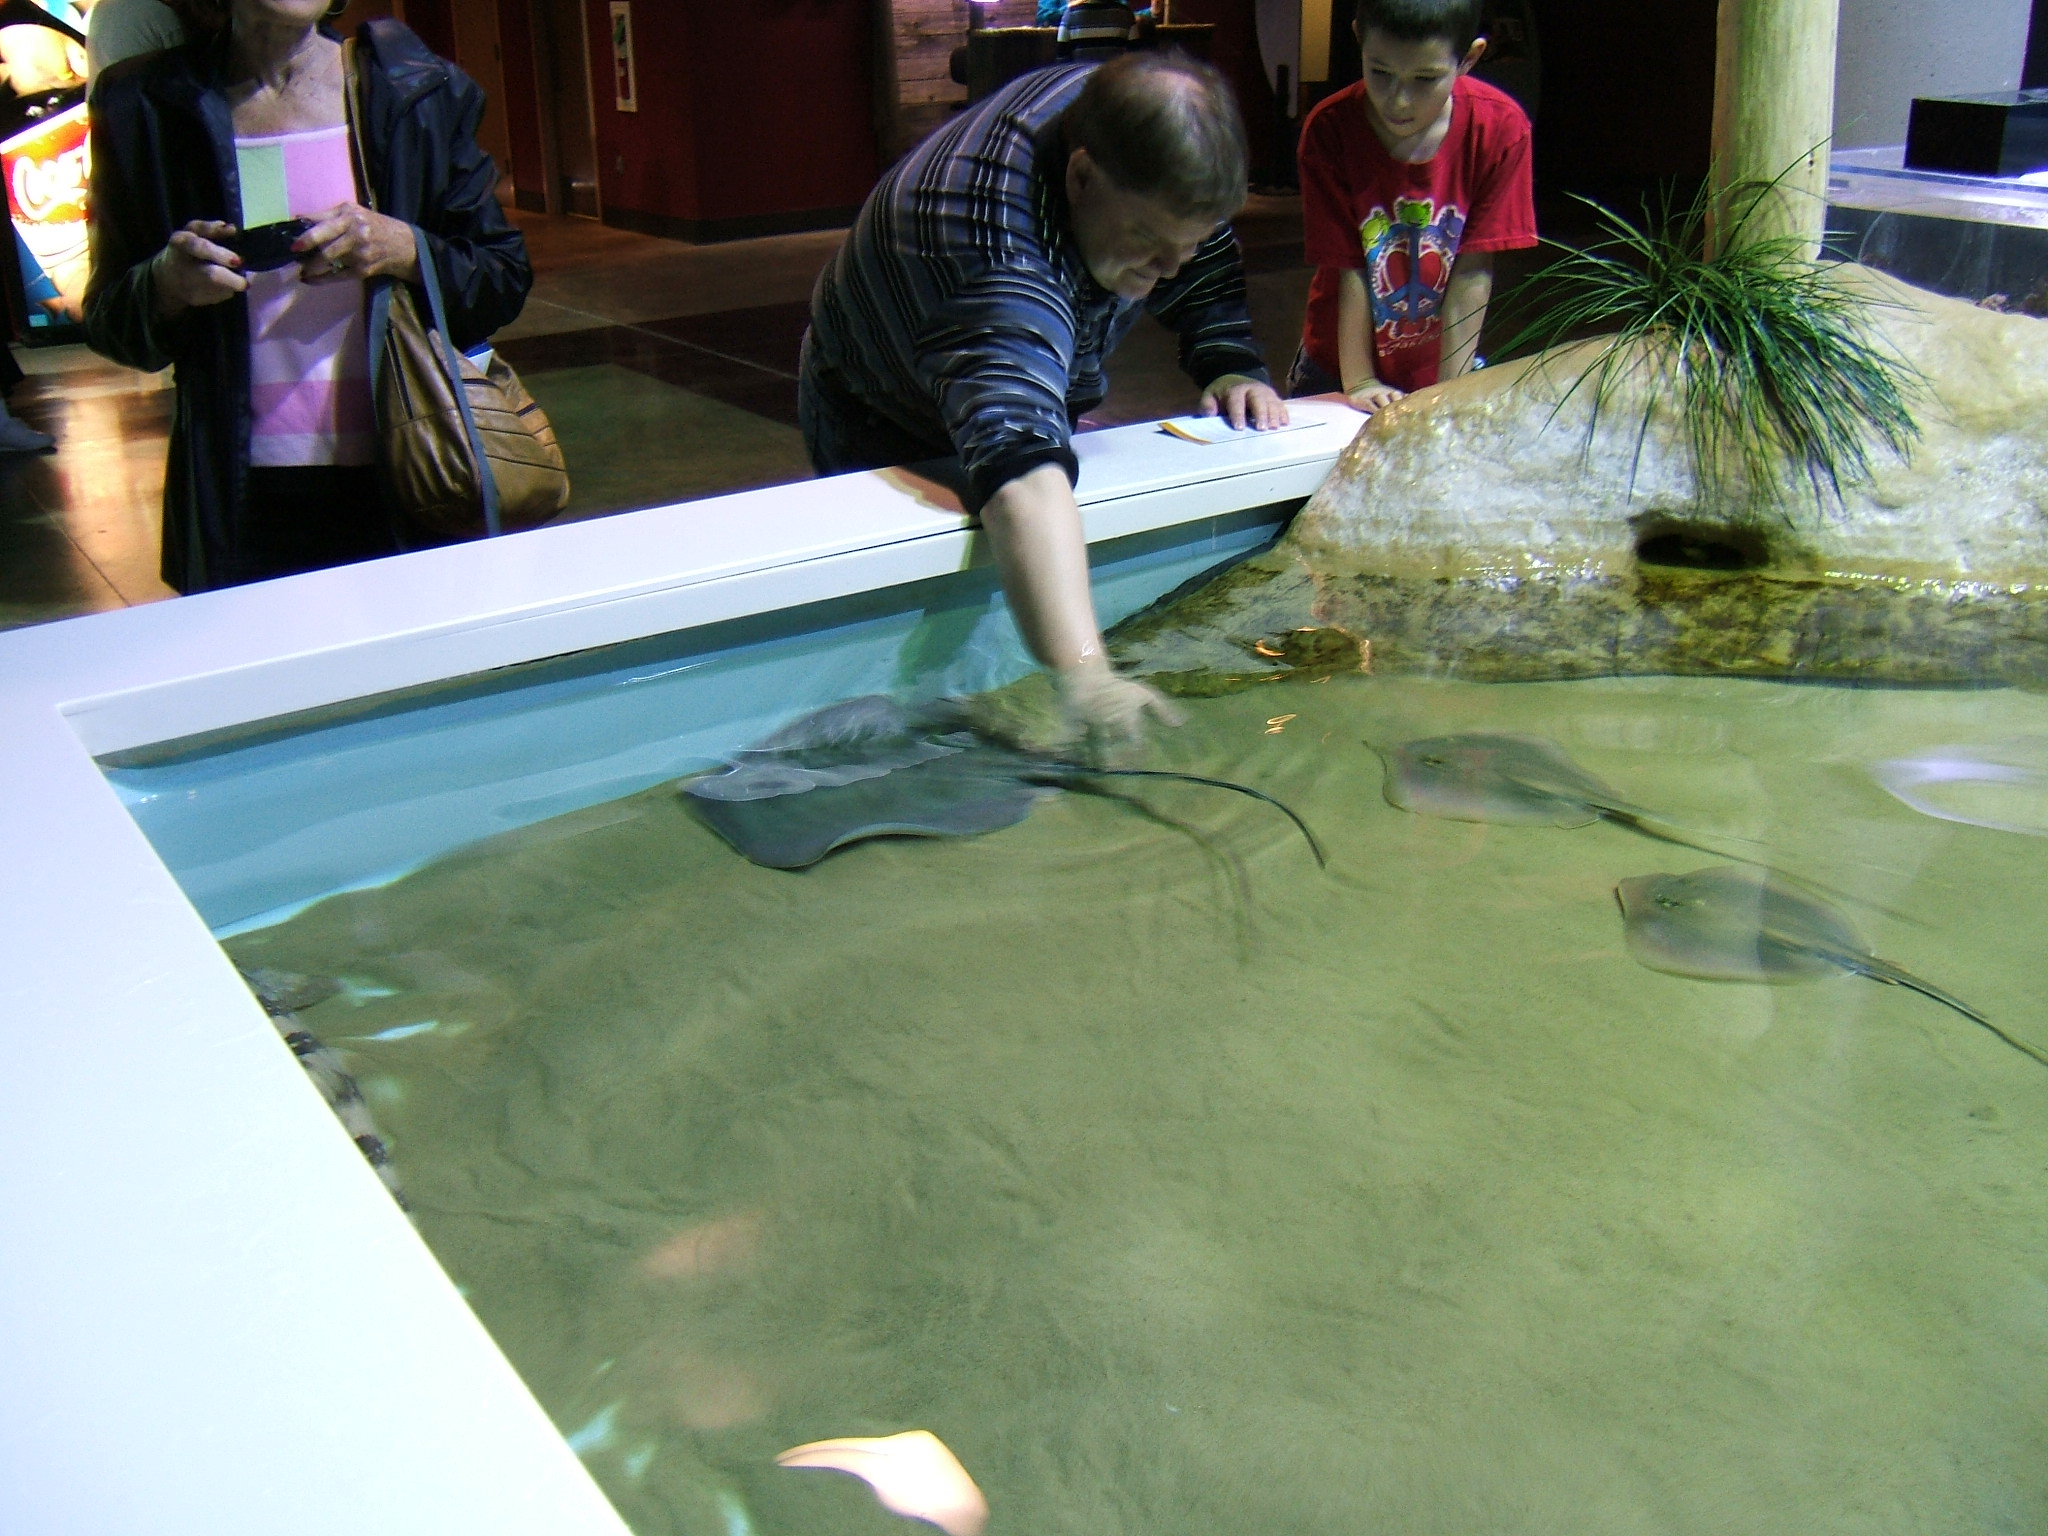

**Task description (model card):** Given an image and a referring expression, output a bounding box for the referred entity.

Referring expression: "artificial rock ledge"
[1111,266,2048,693]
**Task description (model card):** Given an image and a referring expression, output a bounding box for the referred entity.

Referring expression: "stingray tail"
[1597,803,1769,863]
[1847,955,2048,1068]
[1051,766,1328,868]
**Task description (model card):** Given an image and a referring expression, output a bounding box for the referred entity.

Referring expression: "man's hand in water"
[1055,655,1186,766]
[1198,374,1291,430]
[977,464,1185,761]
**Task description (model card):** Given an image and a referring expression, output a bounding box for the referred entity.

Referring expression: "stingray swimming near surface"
[1378,732,1760,862]
[1615,864,2048,1069]
[1871,737,2048,837]
[777,1430,988,1536]
[683,696,1325,870]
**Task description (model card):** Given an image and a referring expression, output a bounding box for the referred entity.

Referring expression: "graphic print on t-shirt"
[1297,76,1537,392]
[1358,196,1466,377]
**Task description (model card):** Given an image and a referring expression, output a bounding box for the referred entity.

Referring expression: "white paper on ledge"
[1156,413,1324,445]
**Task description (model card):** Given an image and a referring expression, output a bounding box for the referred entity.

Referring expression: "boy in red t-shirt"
[1290,0,1536,412]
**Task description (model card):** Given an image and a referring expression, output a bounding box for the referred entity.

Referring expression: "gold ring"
[328,259,346,276]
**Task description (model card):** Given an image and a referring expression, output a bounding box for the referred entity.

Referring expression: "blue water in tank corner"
[103,506,1291,936]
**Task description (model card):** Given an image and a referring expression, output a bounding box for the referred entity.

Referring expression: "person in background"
[801,53,1286,761]
[1039,0,1152,32]
[1055,0,1136,61]
[1291,0,1534,413]
[84,0,530,593]
[0,348,51,453]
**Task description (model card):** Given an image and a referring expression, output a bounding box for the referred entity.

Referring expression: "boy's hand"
[1347,381,1406,415]
[1198,374,1290,430]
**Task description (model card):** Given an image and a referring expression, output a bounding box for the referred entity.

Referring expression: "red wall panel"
[397,0,459,59]
[586,1,702,227]
[496,0,552,211]
[686,0,879,223]
[585,0,880,240]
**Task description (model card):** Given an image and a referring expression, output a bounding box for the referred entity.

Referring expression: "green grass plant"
[1491,176,1923,520]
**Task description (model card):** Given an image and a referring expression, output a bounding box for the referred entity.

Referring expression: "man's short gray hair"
[1063,52,1249,222]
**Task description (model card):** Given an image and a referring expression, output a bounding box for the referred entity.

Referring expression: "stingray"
[777,1430,988,1536]
[683,695,1325,871]
[1614,864,2047,1068]
[1871,737,2048,837]
[237,964,413,1209]
[1378,732,1758,861]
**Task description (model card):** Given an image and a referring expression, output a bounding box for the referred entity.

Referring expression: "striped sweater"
[804,63,1268,509]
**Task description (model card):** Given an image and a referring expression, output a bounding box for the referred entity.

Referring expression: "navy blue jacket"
[804,64,1266,511]
[84,19,530,592]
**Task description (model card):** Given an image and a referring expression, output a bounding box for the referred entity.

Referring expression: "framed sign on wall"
[609,1,636,112]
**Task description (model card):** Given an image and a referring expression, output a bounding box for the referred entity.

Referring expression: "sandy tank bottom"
[227,672,2048,1536]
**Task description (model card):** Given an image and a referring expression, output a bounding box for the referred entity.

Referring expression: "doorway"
[447,0,514,181]
[529,0,600,217]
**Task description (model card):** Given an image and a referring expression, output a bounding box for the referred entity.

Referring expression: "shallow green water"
[229,674,2048,1535]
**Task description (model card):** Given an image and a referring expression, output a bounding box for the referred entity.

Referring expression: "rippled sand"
[229,674,2048,1535]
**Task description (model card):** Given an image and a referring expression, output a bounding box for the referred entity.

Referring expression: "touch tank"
[165,254,2048,1533]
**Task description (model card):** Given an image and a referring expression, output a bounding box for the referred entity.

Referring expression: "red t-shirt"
[1298,75,1537,393]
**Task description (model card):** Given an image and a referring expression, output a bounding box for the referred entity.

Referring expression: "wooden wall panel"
[884,0,1038,154]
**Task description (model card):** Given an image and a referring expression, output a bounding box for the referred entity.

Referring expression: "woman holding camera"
[84,0,529,592]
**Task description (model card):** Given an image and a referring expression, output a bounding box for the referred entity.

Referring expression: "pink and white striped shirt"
[237,125,374,466]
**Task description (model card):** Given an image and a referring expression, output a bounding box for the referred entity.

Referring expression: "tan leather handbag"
[343,41,568,537]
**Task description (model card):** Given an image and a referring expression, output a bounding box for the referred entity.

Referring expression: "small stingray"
[1615,865,2047,1068]
[684,696,1324,870]
[235,964,413,1208]
[1379,732,1756,861]
[1871,738,2048,836]
[777,1430,988,1536]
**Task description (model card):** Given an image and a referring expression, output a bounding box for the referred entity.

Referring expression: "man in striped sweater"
[801,53,1287,759]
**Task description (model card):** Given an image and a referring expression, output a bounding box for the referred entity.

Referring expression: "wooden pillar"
[1709,0,1838,256]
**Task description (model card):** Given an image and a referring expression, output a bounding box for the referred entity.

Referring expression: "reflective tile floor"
[0,198,1320,632]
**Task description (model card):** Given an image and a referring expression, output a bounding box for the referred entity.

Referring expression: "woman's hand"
[150,220,247,320]
[1346,380,1406,415]
[295,203,421,284]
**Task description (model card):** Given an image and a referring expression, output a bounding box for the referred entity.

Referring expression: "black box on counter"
[1905,89,2048,178]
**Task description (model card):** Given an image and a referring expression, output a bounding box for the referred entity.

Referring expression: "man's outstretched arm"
[979,462,1184,759]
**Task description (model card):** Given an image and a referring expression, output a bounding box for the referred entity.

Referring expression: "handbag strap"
[343,38,505,538]
[413,238,505,537]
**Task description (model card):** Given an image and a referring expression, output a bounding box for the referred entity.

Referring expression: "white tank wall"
[1833,0,2035,148]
